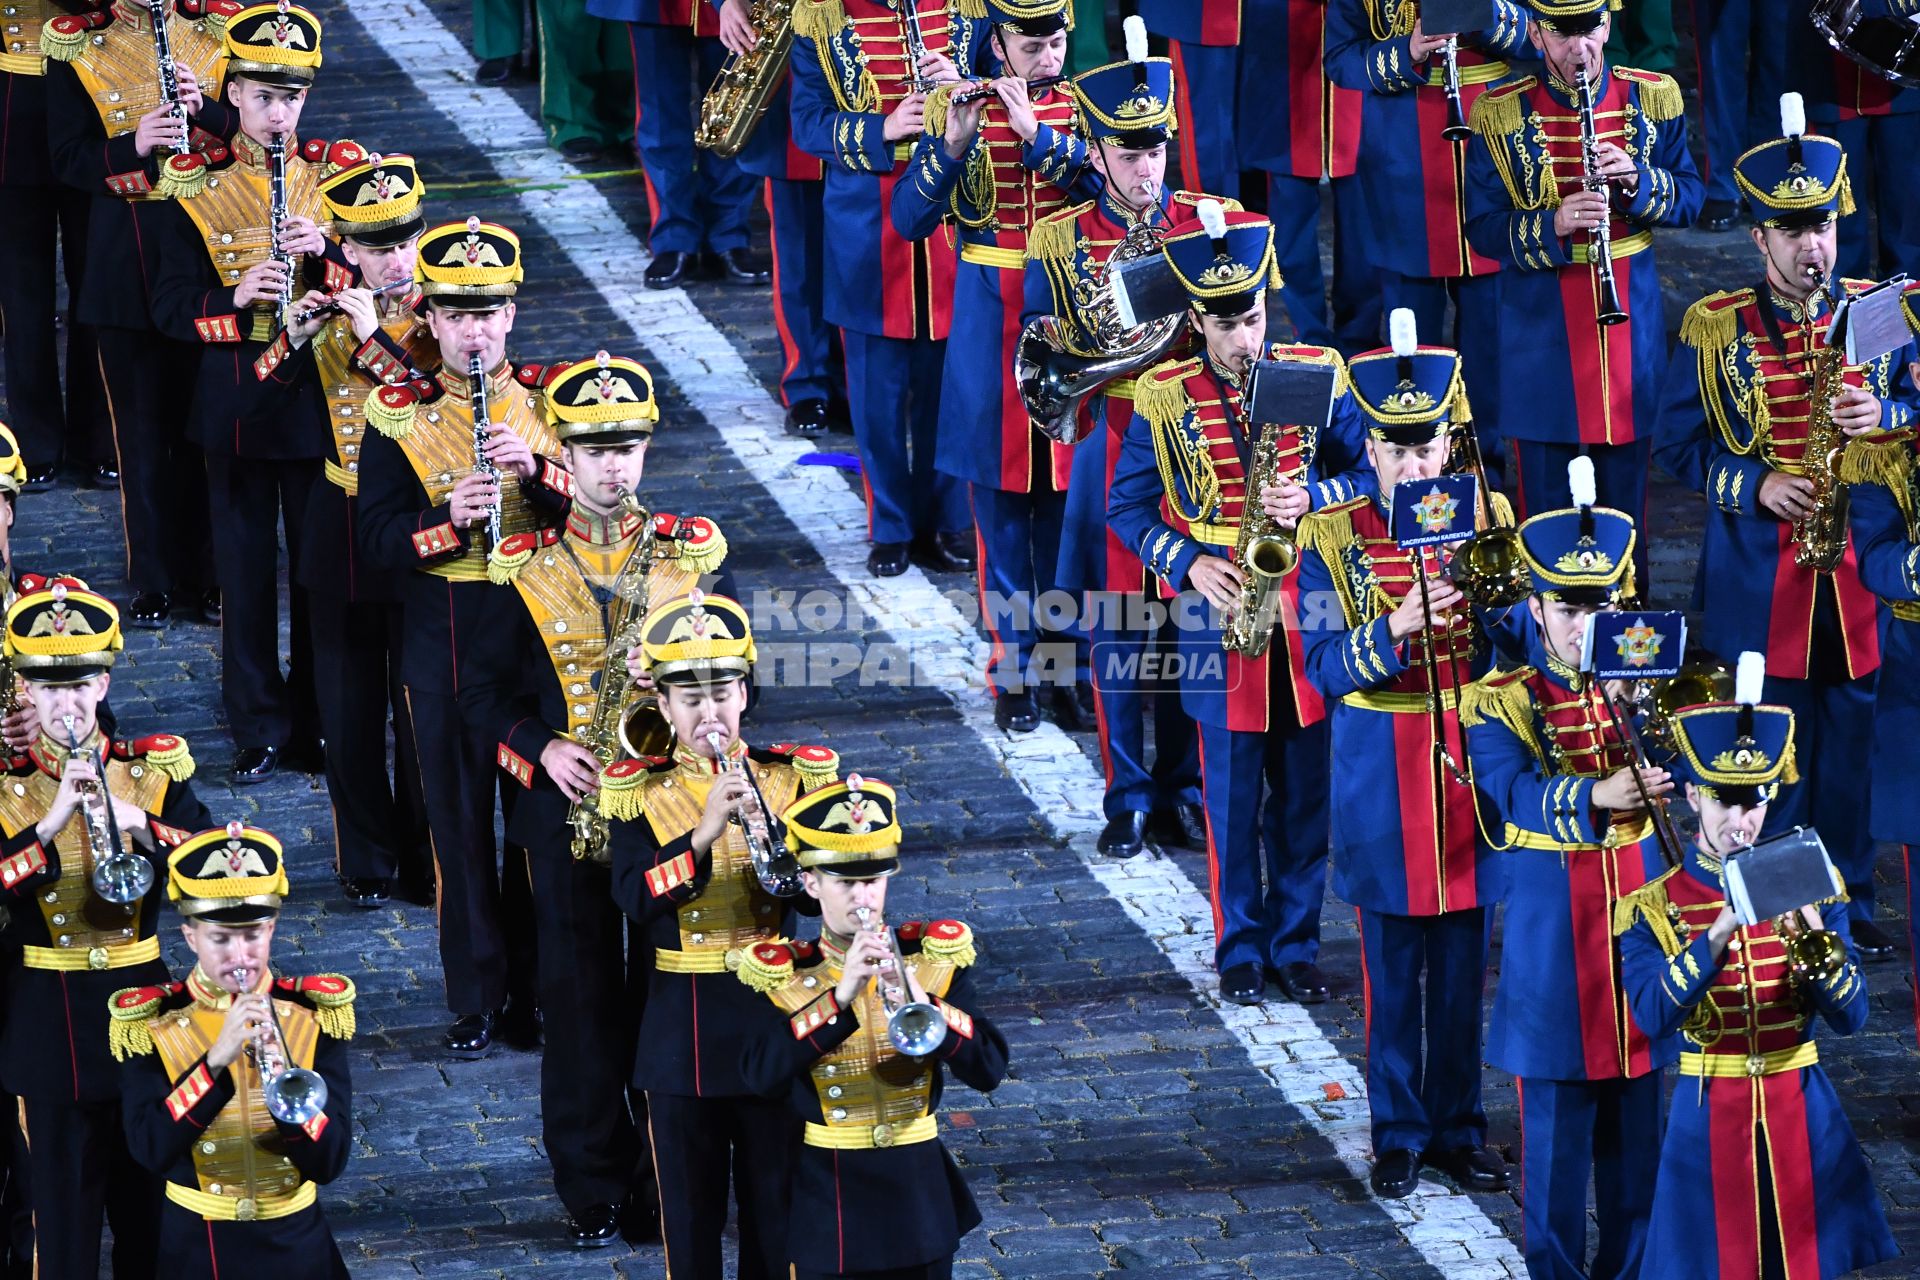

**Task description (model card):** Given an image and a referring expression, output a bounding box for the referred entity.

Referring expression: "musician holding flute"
[1459,471,1670,1280]
[112,825,358,1279]
[1653,106,1920,961]
[737,776,1008,1280]
[460,359,732,1248]
[0,582,209,1279]
[605,592,831,1275]
[1463,0,1700,562]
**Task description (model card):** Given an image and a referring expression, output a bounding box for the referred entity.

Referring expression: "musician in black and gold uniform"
[111,825,357,1279]
[607,591,833,1277]
[0,582,209,1280]
[461,356,729,1245]
[739,777,1009,1280]
[356,216,568,1058]
[302,151,434,908]
[144,2,361,784]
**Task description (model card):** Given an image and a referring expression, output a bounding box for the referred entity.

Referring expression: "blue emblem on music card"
[1390,475,1479,548]
[1583,610,1687,681]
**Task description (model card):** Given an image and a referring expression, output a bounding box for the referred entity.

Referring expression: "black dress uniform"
[143,4,358,770]
[0,582,210,1280]
[461,357,730,1243]
[354,217,566,1048]
[300,153,433,899]
[604,588,827,1276]
[42,0,227,613]
[110,825,356,1279]
[738,779,1010,1280]
[0,0,108,480]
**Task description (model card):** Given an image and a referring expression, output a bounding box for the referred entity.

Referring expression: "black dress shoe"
[1145,801,1207,851]
[708,247,770,286]
[569,1204,621,1248]
[397,873,437,907]
[341,876,391,907]
[1698,198,1738,232]
[128,591,170,629]
[230,746,279,784]
[444,1011,495,1058]
[280,738,327,774]
[91,463,119,488]
[786,398,830,436]
[644,251,692,290]
[1428,1144,1510,1192]
[1097,811,1148,857]
[910,530,975,574]
[475,55,513,83]
[867,541,910,577]
[620,1193,661,1245]
[1050,681,1097,731]
[498,997,544,1050]
[196,588,222,626]
[994,690,1040,734]
[1370,1148,1423,1199]
[1270,960,1331,1004]
[1219,962,1265,1006]
[1852,917,1897,960]
[22,468,56,493]
[559,137,611,163]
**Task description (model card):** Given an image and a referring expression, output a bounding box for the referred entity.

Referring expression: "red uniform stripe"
[1101,391,1140,591]
[1557,258,1637,445]
[1200,0,1243,43]
[1762,1071,1824,1280]
[1392,711,1443,915]
[1708,1081,1762,1279]
[1286,0,1323,181]
[994,266,1033,490]
[1413,91,1463,277]
[1765,524,1817,677]
[971,490,1009,690]
[1197,732,1230,941]
[764,180,801,407]
[1569,853,1622,1079]
[875,175,919,342]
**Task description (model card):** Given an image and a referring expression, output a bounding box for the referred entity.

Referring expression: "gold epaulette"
[667,514,728,575]
[367,383,419,439]
[954,0,987,17]
[791,0,845,39]
[1168,191,1244,217]
[40,10,105,62]
[1469,76,1534,140]
[1611,865,1684,952]
[1027,204,1087,269]
[765,742,840,792]
[916,919,976,968]
[277,973,357,1041]
[1900,279,1920,337]
[1133,357,1198,436]
[1677,288,1753,352]
[594,755,672,822]
[923,82,958,140]
[1295,494,1365,564]
[1458,665,1537,736]
[1487,489,1516,529]
[114,733,195,782]
[1614,67,1683,122]
[737,939,798,994]
[486,528,553,584]
[1838,435,1917,491]
[106,984,182,1061]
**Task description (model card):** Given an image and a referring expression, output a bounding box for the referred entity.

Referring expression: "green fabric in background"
[1067,0,1112,74]
[536,5,634,149]
[1613,0,1678,75]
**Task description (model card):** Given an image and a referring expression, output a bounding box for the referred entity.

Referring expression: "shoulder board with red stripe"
[894,920,928,950]
[110,733,185,760]
[47,9,112,36]
[789,937,823,966]
[325,140,366,170]
[652,512,685,537]
[1142,355,1199,388]
[300,137,329,164]
[1168,189,1242,216]
[5,755,32,776]
[1485,75,1536,103]
[515,363,548,389]
[1315,492,1371,518]
[1611,67,1666,84]
[1268,343,1340,363]
[274,973,352,998]
[113,981,187,1013]
[601,755,673,784]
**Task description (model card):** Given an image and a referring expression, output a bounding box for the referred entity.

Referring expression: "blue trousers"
[1762,666,1878,917]
[1357,907,1490,1154]
[1689,0,1788,204]
[1198,715,1329,972]
[1269,173,1381,353]
[1513,438,1652,589]
[970,484,1081,694]
[1829,114,1920,281]
[843,333,969,545]
[1384,272,1503,483]
[1087,591,1200,820]
[764,177,834,407]
[627,25,756,255]
[1518,1073,1664,1280]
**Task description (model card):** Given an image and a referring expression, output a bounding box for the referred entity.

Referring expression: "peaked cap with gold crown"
[0,422,27,497]
[415,216,523,310]
[639,590,755,685]
[320,151,426,247]
[167,822,289,923]
[784,773,900,878]
[224,0,322,86]
[5,580,123,681]
[545,351,660,443]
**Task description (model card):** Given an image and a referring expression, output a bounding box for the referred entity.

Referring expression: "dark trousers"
[1269,173,1380,354]
[0,1091,28,1280]
[17,1096,159,1280]
[1829,114,1920,282]
[404,686,537,1017]
[626,24,755,255]
[1517,1073,1664,1280]
[157,1201,347,1280]
[1086,592,1200,821]
[1762,665,1877,917]
[204,454,319,750]
[1356,906,1490,1155]
[311,599,429,883]
[970,483,1079,694]
[1689,0,1787,204]
[1512,438,1652,590]
[765,176,835,408]
[843,332,969,545]
[95,326,211,597]
[795,1264,953,1280]
[646,1092,794,1280]
[0,186,107,470]
[531,846,643,1211]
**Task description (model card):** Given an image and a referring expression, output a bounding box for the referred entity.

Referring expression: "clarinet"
[266,131,293,327]
[468,352,504,550]
[146,0,189,156]
[1574,65,1628,326]
[1440,37,1470,142]
[902,2,933,93]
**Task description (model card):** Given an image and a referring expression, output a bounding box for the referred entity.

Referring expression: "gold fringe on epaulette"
[1457,670,1536,736]
[921,922,976,968]
[201,3,232,34]
[595,765,646,821]
[366,390,416,439]
[1632,70,1683,123]
[1132,367,1191,437]
[675,522,728,575]
[297,975,357,1041]
[1838,435,1916,491]
[106,988,161,1061]
[791,0,844,40]
[1293,501,1356,567]
[1780,738,1801,787]
[40,19,86,61]
[923,83,956,140]
[737,943,795,994]
[145,736,195,782]
[486,539,533,584]
[954,0,987,16]
[1469,85,1525,142]
[793,749,839,793]
[1678,292,1746,352]
[156,153,207,200]
[1026,211,1079,270]
[1611,873,1681,953]
[1903,290,1920,338]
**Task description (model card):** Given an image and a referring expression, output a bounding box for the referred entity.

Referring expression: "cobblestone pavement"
[3,4,1918,1276]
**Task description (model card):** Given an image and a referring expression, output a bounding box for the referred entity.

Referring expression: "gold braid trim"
[1838,436,1916,490]
[923,82,956,139]
[595,765,647,821]
[1458,669,1538,736]
[954,0,987,16]
[1132,362,1193,438]
[303,976,358,1041]
[675,522,728,575]
[486,540,534,584]
[1027,206,1085,271]
[366,388,417,439]
[1677,291,1749,353]
[1295,500,1363,625]
[143,737,195,782]
[738,943,795,994]
[1619,68,1683,122]
[791,0,846,41]
[920,921,976,967]
[792,749,839,793]
[1902,291,1920,338]
[106,989,162,1061]
[41,18,86,61]
[1611,868,1683,951]
[1469,83,1532,207]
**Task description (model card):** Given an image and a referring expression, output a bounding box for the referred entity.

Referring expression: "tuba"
[1015,205,1187,445]
[1221,428,1299,658]
[694,0,796,159]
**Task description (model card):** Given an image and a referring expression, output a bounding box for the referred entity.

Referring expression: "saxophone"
[694,0,796,159]
[1221,428,1301,658]
[1793,271,1851,571]
[569,492,661,863]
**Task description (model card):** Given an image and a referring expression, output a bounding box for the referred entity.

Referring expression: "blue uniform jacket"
[1851,478,1920,844]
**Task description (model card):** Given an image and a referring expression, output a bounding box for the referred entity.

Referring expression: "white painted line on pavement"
[333,2,1524,1272]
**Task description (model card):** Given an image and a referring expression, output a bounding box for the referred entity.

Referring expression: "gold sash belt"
[323,460,359,495]
[1571,230,1653,265]
[654,946,737,974]
[21,935,160,972]
[166,1180,316,1222]
[804,1115,938,1150]
[1677,1041,1818,1079]
[1341,686,1463,714]
[959,243,1026,269]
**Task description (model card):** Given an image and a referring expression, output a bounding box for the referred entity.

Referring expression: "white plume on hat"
[1735,650,1766,707]
[1568,455,1597,509]
[1389,307,1418,358]
[1197,198,1227,241]
[1123,14,1148,63]
[1780,92,1806,140]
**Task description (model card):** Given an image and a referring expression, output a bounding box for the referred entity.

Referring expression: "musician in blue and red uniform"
[1108,205,1370,1004]
[1326,0,1528,485]
[1690,0,1787,231]
[787,0,981,577]
[1464,0,1701,554]
[1615,695,1897,1280]
[1462,476,1671,1280]
[1654,110,1919,958]
[1294,313,1519,1198]
[1137,0,1373,351]
[1024,20,1210,856]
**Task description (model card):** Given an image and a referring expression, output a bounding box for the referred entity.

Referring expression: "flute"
[293,277,414,325]
[947,73,1067,107]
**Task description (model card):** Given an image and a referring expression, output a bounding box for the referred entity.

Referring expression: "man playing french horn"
[460,354,728,1248]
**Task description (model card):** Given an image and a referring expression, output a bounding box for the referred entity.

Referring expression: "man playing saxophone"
[1654,99,1920,960]
[459,355,728,1247]
[1107,204,1369,1007]
[606,592,835,1279]
[0,582,210,1279]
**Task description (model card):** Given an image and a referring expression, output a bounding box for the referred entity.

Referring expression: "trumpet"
[705,731,803,898]
[60,713,154,906]
[229,967,329,1125]
[852,906,948,1057]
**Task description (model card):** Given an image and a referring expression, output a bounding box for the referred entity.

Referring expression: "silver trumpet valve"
[852,905,948,1057]
[230,967,329,1126]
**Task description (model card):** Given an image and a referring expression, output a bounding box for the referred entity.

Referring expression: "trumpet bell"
[618,695,673,759]
[1448,527,1533,609]
[1642,658,1735,756]
[265,1066,329,1126]
[91,852,155,906]
[889,1001,949,1057]
[1785,928,1848,980]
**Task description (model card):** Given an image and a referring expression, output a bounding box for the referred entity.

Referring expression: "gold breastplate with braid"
[64,11,225,149]
[397,371,559,577]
